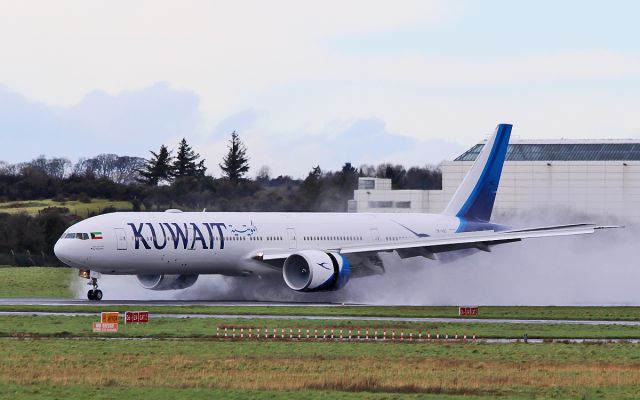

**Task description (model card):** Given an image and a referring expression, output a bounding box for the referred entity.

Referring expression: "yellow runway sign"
[101,312,120,324]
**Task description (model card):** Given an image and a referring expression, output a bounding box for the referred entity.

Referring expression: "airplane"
[54,124,615,300]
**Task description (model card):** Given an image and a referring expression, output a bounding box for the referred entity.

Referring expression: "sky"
[1,0,640,178]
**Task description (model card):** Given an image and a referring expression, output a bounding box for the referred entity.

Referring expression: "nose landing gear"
[87,278,103,300]
[80,270,103,301]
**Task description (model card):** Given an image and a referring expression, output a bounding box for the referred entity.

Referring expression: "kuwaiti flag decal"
[90,232,103,240]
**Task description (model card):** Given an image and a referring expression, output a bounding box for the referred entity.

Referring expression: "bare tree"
[256,165,271,183]
[22,156,71,179]
[72,154,145,184]
[0,161,19,176]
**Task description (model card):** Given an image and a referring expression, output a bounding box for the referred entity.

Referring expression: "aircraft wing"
[256,223,619,261]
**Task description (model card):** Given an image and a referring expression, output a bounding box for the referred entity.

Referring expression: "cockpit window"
[63,232,89,240]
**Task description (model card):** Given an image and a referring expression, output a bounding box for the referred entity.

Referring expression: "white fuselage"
[54,211,461,276]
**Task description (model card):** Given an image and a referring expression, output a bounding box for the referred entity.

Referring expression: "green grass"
[0,384,494,400]
[0,314,639,339]
[0,267,73,298]
[1,338,640,399]
[1,312,639,399]
[0,198,134,217]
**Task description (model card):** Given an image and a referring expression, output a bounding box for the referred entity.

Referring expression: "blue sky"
[1,0,639,177]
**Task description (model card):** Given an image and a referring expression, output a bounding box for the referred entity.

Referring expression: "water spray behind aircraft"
[72,208,637,306]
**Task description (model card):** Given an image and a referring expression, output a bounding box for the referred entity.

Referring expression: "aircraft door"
[287,228,297,249]
[114,228,127,250]
[370,228,380,242]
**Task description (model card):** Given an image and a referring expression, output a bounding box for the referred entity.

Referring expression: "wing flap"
[338,223,603,255]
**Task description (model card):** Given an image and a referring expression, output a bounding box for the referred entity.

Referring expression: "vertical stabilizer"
[443,124,512,223]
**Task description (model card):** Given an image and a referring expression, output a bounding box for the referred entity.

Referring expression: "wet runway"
[0,298,348,307]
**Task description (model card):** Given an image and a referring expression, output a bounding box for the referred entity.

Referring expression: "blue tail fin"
[443,123,512,223]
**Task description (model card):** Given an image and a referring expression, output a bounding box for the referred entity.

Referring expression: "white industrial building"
[349,139,640,219]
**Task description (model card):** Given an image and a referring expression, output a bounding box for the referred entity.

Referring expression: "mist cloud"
[75,209,638,306]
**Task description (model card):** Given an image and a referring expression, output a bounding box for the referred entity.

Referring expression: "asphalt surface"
[0,298,348,307]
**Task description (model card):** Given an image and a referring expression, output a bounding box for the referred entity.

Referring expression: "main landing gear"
[87,277,103,301]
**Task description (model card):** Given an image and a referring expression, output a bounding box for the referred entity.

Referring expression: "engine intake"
[137,274,198,290]
[282,250,350,292]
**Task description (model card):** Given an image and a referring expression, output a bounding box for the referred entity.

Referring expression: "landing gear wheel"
[86,277,103,301]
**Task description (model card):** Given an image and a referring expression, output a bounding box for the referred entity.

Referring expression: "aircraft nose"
[54,239,73,266]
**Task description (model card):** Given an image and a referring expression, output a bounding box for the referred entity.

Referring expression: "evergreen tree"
[172,138,206,178]
[138,145,174,186]
[341,162,356,174]
[194,160,207,177]
[300,165,323,199]
[219,131,250,183]
[337,162,358,193]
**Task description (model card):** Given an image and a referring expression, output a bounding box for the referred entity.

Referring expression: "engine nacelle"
[136,274,199,290]
[282,250,350,292]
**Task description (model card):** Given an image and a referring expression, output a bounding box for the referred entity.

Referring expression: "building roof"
[455,140,640,161]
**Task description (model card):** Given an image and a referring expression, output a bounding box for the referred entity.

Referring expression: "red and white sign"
[125,311,149,324]
[92,322,119,332]
[458,306,479,317]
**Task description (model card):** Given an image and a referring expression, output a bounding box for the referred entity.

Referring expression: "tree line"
[0,131,441,264]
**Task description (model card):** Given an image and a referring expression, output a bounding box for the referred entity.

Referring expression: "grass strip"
[0,315,639,339]
[1,339,640,399]
[0,199,134,217]
[0,304,639,321]
[0,268,73,298]
[0,383,503,400]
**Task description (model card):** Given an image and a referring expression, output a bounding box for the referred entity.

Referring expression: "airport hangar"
[349,139,640,219]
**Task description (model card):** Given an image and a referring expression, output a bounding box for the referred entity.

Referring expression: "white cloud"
[1,1,640,171]
[0,83,464,177]
[0,83,200,162]
[201,116,464,178]
[0,1,452,108]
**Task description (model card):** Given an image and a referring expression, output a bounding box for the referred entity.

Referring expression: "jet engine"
[282,250,350,292]
[136,274,199,290]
